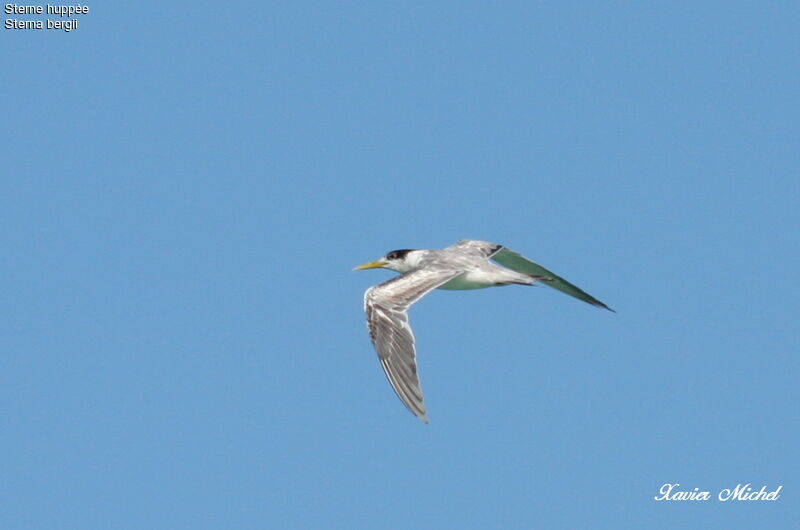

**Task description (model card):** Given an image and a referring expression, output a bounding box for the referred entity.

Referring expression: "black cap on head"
[385,249,414,261]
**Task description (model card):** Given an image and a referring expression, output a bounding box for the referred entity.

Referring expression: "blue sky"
[2,2,798,528]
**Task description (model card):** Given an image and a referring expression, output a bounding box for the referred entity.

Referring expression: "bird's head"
[353,249,419,273]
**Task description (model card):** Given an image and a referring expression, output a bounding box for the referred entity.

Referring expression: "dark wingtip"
[595,301,615,312]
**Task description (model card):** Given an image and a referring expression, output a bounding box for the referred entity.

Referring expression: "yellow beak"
[353,260,386,271]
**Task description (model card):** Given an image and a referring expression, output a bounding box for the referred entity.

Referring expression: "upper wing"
[364,266,464,422]
[447,239,504,259]
[491,247,614,311]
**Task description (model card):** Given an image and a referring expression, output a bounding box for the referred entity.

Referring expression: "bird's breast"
[437,270,499,290]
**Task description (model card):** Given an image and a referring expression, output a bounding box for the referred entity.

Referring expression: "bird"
[354,239,613,422]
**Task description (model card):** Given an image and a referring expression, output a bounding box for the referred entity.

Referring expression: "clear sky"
[2,2,798,529]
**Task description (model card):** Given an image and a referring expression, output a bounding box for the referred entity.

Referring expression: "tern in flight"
[354,239,613,422]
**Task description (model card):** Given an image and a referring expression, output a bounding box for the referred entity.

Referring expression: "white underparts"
[437,268,534,290]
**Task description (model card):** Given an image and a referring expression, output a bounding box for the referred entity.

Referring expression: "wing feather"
[364,266,463,422]
[491,247,614,311]
[447,239,504,259]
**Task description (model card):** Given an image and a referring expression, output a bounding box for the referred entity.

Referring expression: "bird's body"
[354,240,612,422]
[437,261,533,290]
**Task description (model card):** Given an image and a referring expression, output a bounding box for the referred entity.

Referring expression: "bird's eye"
[387,252,398,260]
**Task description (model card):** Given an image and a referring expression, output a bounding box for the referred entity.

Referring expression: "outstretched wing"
[492,247,614,311]
[364,266,463,422]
